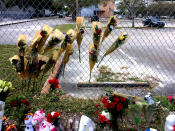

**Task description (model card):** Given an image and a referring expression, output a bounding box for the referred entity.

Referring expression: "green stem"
[89,71,92,83]
[27,79,31,91]
[79,48,81,63]
[39,73,44,89]
[97,56,105,68]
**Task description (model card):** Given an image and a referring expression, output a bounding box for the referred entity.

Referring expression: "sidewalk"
[0,16,59,26]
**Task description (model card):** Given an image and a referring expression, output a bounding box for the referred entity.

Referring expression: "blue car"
[143,17,165,27]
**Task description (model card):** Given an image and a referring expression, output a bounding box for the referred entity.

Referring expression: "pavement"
[1,17,175,98]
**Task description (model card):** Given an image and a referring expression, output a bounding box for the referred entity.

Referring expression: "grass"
[54,24,76,32]
[96,65,145,83]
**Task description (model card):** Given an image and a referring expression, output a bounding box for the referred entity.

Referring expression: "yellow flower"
[119,35,125,40]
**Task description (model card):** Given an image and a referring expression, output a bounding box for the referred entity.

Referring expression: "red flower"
[10,101,16,107]
[53,112,61,119]
[173,125,175,131]
[80,29,85,34]
[109,102,117,109]
[116,103,124,111]
[10,101,18,107]
[96,29,102,35]
[93,111,99,116]
[168,96,173,103]
[96,105,99,107]
[47,114,53,123]
[104,101,110,108]
[49,78,59,89]
[101,97,108,103]
[98,114,110,125]
[113,97,120,102]
[120,97,127,102]
[21,99,27,104]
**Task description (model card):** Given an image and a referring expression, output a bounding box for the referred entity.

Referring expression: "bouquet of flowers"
[101,90,129,130]
[5,95,31,127]
[76,17,85,62]
[58,29,76,59]
[92,22,103,47]
[102,16,117,42]
[62,43,73,76]
[37,24,53,52]
[0,80,13,101]
[43,29,65,54]
[98,32,128,67]
[89,42,99,82]
[93,110,111,129]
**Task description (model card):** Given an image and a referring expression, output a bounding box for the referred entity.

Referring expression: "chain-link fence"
[0,0,175,99]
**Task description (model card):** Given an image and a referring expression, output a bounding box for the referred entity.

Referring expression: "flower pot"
[0,101,5,131]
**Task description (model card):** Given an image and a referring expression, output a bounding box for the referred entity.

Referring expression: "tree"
[146,2,175,18]
[117,0,146,27]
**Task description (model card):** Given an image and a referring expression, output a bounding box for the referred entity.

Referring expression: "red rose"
[80,29,85,34]
[106,120,111,125]
[113,97,120,102]
[101,97,107,103]
[96,29,102,35]
[53,112,61,119]
[48,79,54,84]
[104,101,110,108]
[96,105,99,107]
[21,99,27,104]
[47,114,53,123]
[93,111,99,116]
[10,101,16,107]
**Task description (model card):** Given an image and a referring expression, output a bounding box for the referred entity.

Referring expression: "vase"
[0,101,5,131]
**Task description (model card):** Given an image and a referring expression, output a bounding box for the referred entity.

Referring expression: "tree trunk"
[132,16,135,28]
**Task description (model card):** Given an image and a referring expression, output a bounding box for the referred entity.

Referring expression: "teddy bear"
[164,114,175,131]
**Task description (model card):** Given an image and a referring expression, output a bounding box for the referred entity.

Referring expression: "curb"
[0,16,59,26]
[77,82,150,88]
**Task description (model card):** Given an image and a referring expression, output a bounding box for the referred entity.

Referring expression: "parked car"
[57,13,65,18]
[91,15,99,22]
[143,17,165,27]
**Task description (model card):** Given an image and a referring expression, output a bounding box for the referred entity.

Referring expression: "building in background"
[99,0,115,17]
[80,0,115,18]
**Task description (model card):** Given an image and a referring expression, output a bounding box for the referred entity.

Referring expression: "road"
[1,18,175,96]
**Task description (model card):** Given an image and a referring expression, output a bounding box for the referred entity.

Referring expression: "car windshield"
[152,18,160,22]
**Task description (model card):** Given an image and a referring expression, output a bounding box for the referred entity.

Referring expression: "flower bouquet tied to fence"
[76,17,85,63]
[98,32,128,67]
[43,29,65,54]
[102,16,117,42]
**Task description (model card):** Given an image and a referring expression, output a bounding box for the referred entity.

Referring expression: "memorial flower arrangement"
[5,95,31,127]
[98,32,128,67]
[76,17,85,62]
[102,16,117,42]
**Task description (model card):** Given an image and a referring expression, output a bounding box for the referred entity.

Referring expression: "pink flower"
[168,96,173,103]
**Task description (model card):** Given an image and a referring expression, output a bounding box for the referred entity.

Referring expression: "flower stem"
[89,71,92,83]
[97,56,105,68]
[79,48,81,63]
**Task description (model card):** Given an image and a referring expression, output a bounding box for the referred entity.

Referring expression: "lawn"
[54,24,76,32]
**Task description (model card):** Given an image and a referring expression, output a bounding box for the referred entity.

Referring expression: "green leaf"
[3,86,9,92]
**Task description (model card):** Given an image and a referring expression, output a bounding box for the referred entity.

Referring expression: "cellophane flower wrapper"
[58,29,76,58]
[9,55,28,80]
[92,22,103,47]
[102,16,117,42]
[17,34,28,55]
[43,29,65,54]
[43,50,58,74]
[62,43,73,69]
[76,17,84,32]
[30,30,42,49]
[37,24,53,52]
